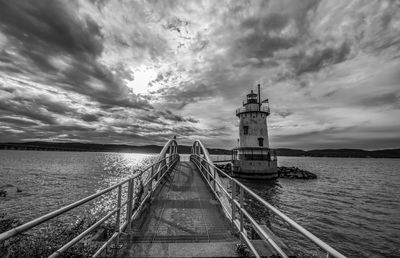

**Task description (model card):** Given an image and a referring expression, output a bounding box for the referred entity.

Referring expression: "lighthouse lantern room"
[232,84,278,179]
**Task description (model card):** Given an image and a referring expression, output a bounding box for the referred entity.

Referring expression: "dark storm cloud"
[136,114,168,125]
[0,0,399,149]
[32,95,74,115]
[235,27,294,59]
[0,99,57,125]
[0,1,102,58]
[81,114,100,122]
[0,117,39,127]
[291,41,351,75]
[358,93,400,109]
[135,110,199,125]
[156,82,217,108]
[0,0,151,110]
[232,58,279,69]
[40,124,95,133]
[158,110,199,123]
[236,13,293,59]
[231,1,320,62]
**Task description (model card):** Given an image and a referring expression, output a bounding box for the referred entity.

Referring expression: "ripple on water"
[1,152,399,257]
[239,156,400,257]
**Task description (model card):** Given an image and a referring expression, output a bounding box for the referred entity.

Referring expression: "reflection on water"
[1,151,399,257]
[0,151,156,223]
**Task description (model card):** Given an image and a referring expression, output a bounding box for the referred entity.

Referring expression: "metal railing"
[236,105,270,116]
[190,140,346,258]
[0,140,179,257]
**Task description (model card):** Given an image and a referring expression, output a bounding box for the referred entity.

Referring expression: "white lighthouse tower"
[232,84,278,179]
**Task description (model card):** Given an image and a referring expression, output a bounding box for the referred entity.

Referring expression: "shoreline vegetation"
[0,141,399,158]
[0,213,115,257]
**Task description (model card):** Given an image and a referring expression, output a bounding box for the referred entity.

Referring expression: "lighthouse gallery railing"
[191,140,346,258]
[0,139,179,257]
[236,105,270,115]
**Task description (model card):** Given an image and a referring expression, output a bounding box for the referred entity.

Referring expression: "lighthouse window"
[258,137,264,147]
[243,126,249,135]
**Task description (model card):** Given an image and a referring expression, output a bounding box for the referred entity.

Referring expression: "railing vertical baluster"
[213,167,216,192]
[240,186,244,242]
[150,164,154,191]
[206,161,210,182]
[126,178,133,231]
[148,164,154,199]
[231,179,236,224]
[114,185,122,256]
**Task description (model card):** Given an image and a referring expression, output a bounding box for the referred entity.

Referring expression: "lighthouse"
[232,84,278,179]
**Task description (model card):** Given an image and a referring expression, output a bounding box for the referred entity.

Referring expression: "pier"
[0,139,345,258]
[119,161,239,257]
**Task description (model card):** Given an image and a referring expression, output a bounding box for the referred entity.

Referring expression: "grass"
[0,213,115,258]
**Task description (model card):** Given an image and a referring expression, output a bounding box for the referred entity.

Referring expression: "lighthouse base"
[232,160,278,179]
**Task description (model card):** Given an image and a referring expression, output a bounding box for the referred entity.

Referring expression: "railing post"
[231,179,236,224]
[114,185,122,256]
[126,178,133,231]
[151,163,154,183]
[213,167,216,191]
[206,160,210,182]
[239,186,244,242]
[148,164,154,199]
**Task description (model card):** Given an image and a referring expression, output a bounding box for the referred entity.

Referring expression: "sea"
[0,150,399,257]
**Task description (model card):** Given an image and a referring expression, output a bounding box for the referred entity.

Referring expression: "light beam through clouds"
[0,0,399,149]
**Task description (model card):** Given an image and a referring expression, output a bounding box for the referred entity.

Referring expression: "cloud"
[0,0,151,110]
[0,116,40,127]
[0,0,399,149]
[0,98,58,125]
[358,92,400,109]
[81,114,100,122]
[291,41,352,75]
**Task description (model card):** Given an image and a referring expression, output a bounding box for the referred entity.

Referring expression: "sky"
[0,0,399,150]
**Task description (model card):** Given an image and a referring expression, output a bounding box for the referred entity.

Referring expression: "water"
[0,150,157,221]
[1,151,399,257]
[240,157,400,257]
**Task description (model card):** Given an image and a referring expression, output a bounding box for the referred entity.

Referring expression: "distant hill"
[1,142,399,158]
[0,141,232,155]
[275,148,400,158]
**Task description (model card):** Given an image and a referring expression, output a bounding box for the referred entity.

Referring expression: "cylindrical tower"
[232,85,278,179]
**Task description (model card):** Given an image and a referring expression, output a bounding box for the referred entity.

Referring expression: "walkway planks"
[119,161,240,257]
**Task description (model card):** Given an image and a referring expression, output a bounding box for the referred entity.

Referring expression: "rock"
[0,184,22,197]
[0,189,6,197]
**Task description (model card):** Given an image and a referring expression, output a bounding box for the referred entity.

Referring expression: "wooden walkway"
[118,161,240,257]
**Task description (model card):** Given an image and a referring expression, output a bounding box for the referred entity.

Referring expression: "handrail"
[236,105,270,115]
[0,138,180,258]
[190,139,346,258]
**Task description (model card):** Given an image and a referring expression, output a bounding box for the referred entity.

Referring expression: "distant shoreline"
[1,142,399,158]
